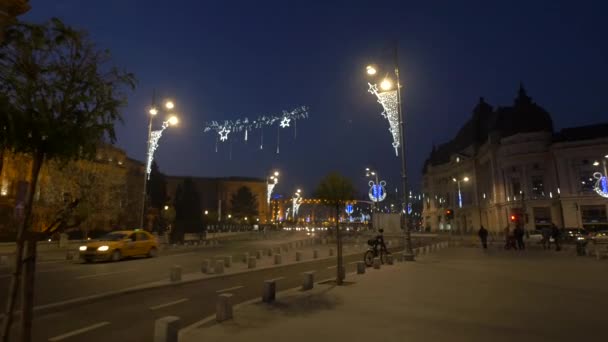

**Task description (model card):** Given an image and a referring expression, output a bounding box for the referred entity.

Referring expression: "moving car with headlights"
[79,230,159,262]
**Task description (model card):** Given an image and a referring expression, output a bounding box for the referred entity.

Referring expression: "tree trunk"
[336,204,343,285]
[1,150,44,342]
[19,238,36,342]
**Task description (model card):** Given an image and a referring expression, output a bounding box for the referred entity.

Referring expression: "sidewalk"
[182,247,608,342]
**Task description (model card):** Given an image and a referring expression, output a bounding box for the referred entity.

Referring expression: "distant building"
[166,176,269,223]
[421,85,608,233]
[0,145,144,235]
[0,0,30,42]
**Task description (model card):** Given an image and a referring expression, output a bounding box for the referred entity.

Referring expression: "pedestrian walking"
[541,226,552,250]
[551,224,561,251]
[478,226,488,249]
[514,224,525,250]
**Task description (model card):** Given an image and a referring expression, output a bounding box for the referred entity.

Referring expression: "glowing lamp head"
[204,210,208,215]
[274,171,279,177]
[380,78,393,91]
[165,101,174,110]
[164,205,169,210]
[605,154,608,159]
[168,116,179,126]
[593,161,600,166]
[297,189,301,193]
[149,107,158,116]
[366,65,377,75]
[463,177,470,182]
[452,178,457,182]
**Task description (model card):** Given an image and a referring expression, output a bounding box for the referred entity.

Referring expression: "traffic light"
[445,209,454,220]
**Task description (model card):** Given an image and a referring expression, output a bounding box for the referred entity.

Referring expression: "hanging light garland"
[368,83,400,156]
[203,106,309,151]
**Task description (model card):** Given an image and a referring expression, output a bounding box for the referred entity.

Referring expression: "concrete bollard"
[357,261,366,274]
[170,265,182,282]
[302,271,315,290]
[247,256,256,269]
[201,259,211,273]
[267,248,273,256]
[262,280,276,303]
[313,249,319,259]
[296,251,303,262]
[329,248,334,256]
[215,260,225,274]
[154,316,180,342]
[274,254,282,265]
[386,254,394,265]
[373,257,381,269]
[242,253,249,263]
[216,293,233,322]
[223,255,232,268]
[256,250,263,259]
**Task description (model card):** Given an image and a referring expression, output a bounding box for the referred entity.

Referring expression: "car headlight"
[577,236,585,241]
[97,245,109,252]
[79,246,87,251]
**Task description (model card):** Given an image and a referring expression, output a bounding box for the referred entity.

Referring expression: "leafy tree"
[147,161,167,209]
[315,172,356,285]
[0,18,134,341]
[230,186,259,220]
[173,178,202,242]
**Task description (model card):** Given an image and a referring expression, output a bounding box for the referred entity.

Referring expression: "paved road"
[0,233,312,308]
[23,247,384,342]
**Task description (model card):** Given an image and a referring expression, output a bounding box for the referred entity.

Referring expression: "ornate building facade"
[422,86,608,233]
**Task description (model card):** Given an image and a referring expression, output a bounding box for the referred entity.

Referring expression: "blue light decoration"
[458,191,463,208]
[593,172,608,198]
[345,204,354,215]
[368,180,387,202]
[407,203,413,215]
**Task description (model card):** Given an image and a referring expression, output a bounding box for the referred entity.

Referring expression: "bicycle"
[364,237,389,266]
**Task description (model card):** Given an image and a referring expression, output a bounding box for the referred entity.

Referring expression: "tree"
[0,18,134,341]
[173,178,202,242]
[315,172,356,285]
[230,186,259,221]
[147,161,167,210]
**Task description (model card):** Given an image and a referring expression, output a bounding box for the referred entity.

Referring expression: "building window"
[533,207,551,229]
[511,178,521,197]
[579,172,595,193]
[531,176,544,198]
[581,205,608,230]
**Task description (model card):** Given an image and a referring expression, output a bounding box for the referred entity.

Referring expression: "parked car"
[79,230,159,262]
[561,228,588,243]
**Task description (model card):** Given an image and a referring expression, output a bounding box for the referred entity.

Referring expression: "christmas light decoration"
[267,177,278,204]
[368,83,400,156]
[146,119,172,178]
[368,180,387,202]
[593,172,608,198]
[203,106,308,142]
[345,204,353,215]
[292,191,302,218]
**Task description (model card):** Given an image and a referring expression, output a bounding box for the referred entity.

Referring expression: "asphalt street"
[0,233,311,308]
[20,244,400,342]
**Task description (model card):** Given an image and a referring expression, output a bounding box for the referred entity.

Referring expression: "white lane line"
[348,261,360,265]
[48,321,110,341]
[149,298,189,310]
[75,270,134,280]
[216,285,244,293]
[327,265,337,269]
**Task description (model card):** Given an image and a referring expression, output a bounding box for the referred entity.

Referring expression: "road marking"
[48,321,110,341]
[327,265,337,269]
[348,261,360,265]
[149,298,189,310]
[75,270,134,280]
[216,285,244,293]
[269,276,285,281]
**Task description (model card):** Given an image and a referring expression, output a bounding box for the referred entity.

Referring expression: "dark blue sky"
[25,0,608,197]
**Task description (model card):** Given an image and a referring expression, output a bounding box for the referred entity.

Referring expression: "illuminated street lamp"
[366,46,413,260]
[140,97,180,229]
[452,176,470,209]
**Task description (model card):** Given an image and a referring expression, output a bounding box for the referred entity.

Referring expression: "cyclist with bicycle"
[364,229,389,266]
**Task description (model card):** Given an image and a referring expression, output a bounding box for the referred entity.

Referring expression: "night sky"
[24,1,608,198]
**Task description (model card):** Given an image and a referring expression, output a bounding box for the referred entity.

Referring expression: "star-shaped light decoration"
[280,117,291,128]
[219,127,230,141]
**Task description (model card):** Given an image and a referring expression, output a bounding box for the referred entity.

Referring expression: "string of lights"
[368,83,400,156]
[146,119,172,178]
[203,106,309,142]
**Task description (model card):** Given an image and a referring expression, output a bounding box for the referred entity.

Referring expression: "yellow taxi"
[79,230,159,262]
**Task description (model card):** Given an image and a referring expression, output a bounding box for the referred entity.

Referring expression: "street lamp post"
[452,176,470,233]
[366,45,414,259]
[140,99,179,230]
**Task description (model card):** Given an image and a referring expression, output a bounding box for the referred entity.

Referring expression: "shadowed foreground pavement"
[184,247,608,342]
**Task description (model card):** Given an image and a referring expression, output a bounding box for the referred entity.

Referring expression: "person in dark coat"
[478,226,489,249]
[551,224,561,251]
[514,224,525,250]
